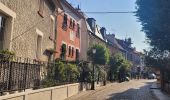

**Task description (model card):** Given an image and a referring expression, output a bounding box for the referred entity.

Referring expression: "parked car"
[148,73,156,79]
[125,76,130,81]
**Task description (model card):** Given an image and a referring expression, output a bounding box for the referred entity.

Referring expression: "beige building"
[80,17,108,61]
[0,0,61,61]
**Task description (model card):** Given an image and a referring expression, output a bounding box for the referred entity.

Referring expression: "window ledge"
[0,2,16,18]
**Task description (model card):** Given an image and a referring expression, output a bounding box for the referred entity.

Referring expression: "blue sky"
[67,0,149,52]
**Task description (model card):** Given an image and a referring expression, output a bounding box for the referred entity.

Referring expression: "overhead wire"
[11,10,135,42]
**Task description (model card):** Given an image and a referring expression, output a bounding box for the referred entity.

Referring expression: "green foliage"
[0,50,15,55]
[96,65,107,81]
[87,44,110,65]
[144,48,170,70]
[66,63,80,82]
[78,62,93,82]
[0,50,15,61]
[41,78,57,88]
[135,0,170,51]
[109,53,132,81]
[42,61,80,87]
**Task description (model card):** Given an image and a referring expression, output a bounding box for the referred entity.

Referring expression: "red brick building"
[55,0,83,61]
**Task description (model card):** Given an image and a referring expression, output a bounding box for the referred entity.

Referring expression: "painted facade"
[55,0,83,61]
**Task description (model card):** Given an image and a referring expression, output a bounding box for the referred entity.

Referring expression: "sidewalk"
[150,83,170,100]
[65,82,118,100]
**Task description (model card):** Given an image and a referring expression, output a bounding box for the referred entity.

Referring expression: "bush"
[0,50,15,55]
[66,64,80,82]
[41,78,57,88]
[42,61,80,87]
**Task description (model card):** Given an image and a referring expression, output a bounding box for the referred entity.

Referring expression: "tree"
[144,48,170,70]
[109,53,132,81]
[87,44,110,65]
[135,0,170,51]
[87,44,110,88]
[109,53,123,81]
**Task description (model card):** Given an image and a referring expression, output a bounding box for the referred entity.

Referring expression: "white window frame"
[36,29,43,59]
[0,2,16,50]
[50,15,55,40]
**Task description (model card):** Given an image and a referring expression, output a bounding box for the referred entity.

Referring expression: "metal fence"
[0,54,44,93]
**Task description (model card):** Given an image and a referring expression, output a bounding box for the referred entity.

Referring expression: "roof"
[86,21,93,33]
[86,20,107,42]
[61,0,84,19]
[116,38,134,52]
[105,34,124,50]
[95,25,105,41]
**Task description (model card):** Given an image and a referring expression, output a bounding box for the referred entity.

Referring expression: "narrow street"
[66,80,157,100]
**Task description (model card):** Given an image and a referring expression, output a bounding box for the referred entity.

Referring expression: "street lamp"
[92,49,96,54]
[91,49,96,90]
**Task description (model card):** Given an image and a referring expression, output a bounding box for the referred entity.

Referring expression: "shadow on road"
[106,80,156,100]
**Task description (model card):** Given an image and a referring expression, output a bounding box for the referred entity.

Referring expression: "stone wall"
[0,0,55,61]
[0,82,104,100]
[89,33,106,47]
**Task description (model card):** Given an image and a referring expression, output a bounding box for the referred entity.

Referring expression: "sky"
[67,0,149,52]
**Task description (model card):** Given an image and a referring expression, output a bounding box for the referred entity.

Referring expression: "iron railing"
[0,54,44,94]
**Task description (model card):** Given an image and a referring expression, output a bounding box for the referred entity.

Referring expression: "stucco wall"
[0,0,55,61]
[79,19,89,61]
[0,83,80,100]
[55,5,81,61]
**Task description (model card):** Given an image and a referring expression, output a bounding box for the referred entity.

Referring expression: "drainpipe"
[53,7,65,61]
[53,8,58,61]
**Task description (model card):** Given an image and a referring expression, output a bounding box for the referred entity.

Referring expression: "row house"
[105,34,125,56]
[80,17,108,61]
[0,0,62,61]
[55,0,84,61]
[116,38,144,74]
[79,16,126,62]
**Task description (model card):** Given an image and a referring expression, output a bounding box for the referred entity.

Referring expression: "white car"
[148,73,156,79]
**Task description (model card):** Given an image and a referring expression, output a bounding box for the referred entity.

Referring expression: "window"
[73,20,75,30]
[36,35,42,59]
[0,16,6,50]
[76,49,79,60]
[49,15,55,40]
[60,44,67,60]
[72,47,74,57]
[76,24,80,38]
[38,0,44,17]
[62,14,67,30]
[70,31,75,41]
[69,18,73,29]
[68,46,71,56]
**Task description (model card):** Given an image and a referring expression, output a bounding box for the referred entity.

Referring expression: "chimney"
[87,18,96,33]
